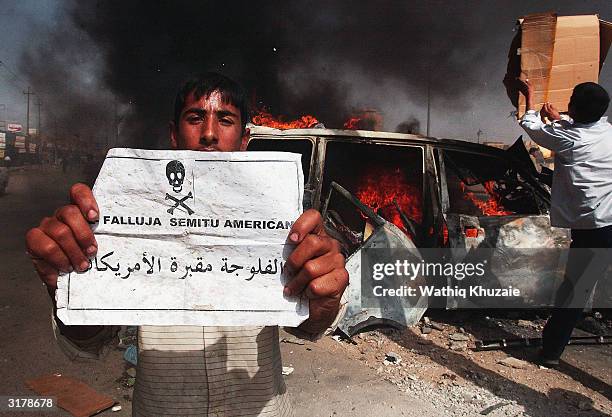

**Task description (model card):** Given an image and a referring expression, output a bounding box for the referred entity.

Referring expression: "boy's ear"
[239,127,250,151]
[169,121,178,149]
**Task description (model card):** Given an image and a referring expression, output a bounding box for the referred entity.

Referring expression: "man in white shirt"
[25,72,349,416]
[518,80,612,366]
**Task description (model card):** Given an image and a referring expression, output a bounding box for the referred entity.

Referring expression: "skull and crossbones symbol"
[165,160,194,215]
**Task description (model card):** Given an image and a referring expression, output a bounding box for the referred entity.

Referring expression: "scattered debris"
[449,333,470,342]
[331,335,343,343]
[578,316,607,335]
[112,404,122,412]
[497,357,529,370]
[282,366,294,376]
[480,401,510,415]
[420,326,432,335]
[429,322,445,331]
[117,326,137,349]
[517,319,535,328]
[126,367,136,378]
[449,341,468,351]
[318,311,611,416]
[126,377,136,387]
[280,336,306,345]
[384,352,402,365]
[440,372,457,381]
[327,315,612,417]
[577,399,593,411]
[123,344,138,366]
[25,373,115,417]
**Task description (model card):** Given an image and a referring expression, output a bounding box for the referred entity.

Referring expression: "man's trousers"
[542,225,612,360]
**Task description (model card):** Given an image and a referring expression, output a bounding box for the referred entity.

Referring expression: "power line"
[0,60,62,131]
[36,99,42,134]
[24,86,34,134]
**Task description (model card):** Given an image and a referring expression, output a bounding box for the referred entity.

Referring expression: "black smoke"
[19,0,612,147]
[396,117,421,135]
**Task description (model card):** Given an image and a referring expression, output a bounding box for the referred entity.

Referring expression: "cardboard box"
[504,13,612,117]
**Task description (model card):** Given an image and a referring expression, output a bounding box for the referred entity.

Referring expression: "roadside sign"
[7,123,22,133]
[15,136,25,148]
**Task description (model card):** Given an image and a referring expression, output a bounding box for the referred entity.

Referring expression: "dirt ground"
[1,165,610,417]
[301,313,612,417]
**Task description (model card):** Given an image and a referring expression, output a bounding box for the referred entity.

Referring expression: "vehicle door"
[434,143,570,309]
[318,140,430,335]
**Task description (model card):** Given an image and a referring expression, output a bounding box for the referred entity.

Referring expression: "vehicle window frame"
[247,135,317,207]
[318,137,426,232]
[435,146,546,216]
[247,135,315,180]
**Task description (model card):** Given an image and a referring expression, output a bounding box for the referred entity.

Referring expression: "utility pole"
[23,87,34,135]
[36,99,42,136]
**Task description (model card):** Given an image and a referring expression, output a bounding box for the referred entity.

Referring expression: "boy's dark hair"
[569,82,610,124]
[173,72,249,132]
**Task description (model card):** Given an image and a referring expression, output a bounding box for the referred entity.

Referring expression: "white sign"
[7,123,22,132]
[56,148,308,326]
[0,133,5,149]
[15,136,25,148]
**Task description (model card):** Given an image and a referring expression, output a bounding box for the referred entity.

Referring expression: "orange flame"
[443,223,449,245]
[343,117,361,129]
[460,181,513,216]
[355,167,422,235]
[252,110,319,129]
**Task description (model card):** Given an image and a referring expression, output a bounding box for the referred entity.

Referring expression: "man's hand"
[541,102,561,121]
[516,77,533,97]
[516,78,535,111]
[284,209,349,336]
[25,183,99,293]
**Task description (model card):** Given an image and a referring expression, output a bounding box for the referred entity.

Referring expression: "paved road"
[0,166,130,416]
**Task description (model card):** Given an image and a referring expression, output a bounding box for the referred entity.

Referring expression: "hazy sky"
[0,0,59,124]
[0,0,610,145]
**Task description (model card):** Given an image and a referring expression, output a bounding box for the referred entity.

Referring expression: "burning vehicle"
[246,125,608,336]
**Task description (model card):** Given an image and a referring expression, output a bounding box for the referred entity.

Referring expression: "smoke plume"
[19,0,610,147]
[396,117,421,135]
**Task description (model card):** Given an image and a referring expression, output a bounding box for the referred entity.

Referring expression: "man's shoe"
[537,350,560,369]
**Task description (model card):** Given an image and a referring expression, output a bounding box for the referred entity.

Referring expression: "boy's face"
[170,89,249,152]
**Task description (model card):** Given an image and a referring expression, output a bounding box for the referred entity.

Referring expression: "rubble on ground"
[323,312,612,416]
